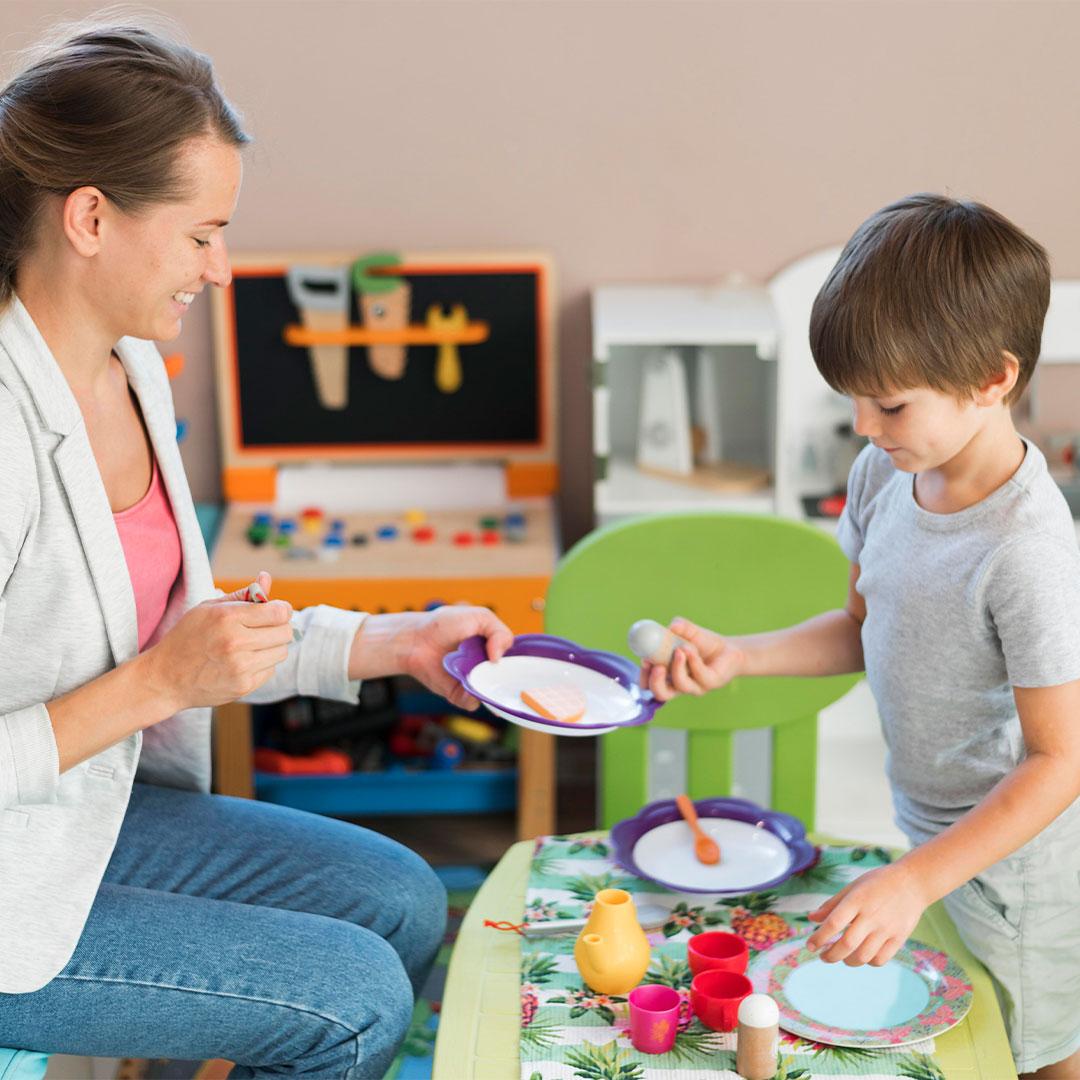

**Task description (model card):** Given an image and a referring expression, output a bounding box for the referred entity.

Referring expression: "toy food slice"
[520,685,587,723]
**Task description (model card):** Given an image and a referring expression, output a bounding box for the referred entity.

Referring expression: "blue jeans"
[0,784,447,1078]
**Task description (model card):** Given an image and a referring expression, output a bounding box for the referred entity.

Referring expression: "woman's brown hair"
[0,19,250,306]
[810,193,1050,405]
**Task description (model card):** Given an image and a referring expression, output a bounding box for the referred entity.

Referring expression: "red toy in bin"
[253,747,351,775]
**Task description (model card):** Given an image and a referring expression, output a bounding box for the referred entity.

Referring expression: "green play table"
[433,837,1017,1079]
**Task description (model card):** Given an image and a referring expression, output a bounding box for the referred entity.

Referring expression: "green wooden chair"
[544,512,861,828]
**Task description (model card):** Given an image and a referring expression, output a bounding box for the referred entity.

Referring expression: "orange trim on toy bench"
[213,575,549,631]
[282,321,490,348]
[223,262,551,464]
[506,462,559,497]
[224,462,557,500]
[223,467,277,502]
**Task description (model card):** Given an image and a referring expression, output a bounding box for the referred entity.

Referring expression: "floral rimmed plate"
[610,797,816,894]
[749,935,973,1048]
[442,633,660,737]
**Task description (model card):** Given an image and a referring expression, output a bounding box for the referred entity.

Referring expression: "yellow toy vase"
[574,888,651,996]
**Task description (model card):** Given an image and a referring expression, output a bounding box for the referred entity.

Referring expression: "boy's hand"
[805,861,930,967]
[640,618,747,702]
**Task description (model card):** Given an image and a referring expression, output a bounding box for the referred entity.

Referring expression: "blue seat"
[0,1049,47,1079]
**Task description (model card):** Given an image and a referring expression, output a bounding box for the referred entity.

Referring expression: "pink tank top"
[113,457,182,650]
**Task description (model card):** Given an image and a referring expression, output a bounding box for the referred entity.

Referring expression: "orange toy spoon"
[675,794,721,865]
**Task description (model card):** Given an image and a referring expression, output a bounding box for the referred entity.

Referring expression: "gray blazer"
[0,296,365,993]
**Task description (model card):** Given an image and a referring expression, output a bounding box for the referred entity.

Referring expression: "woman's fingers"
[234,598,293,630]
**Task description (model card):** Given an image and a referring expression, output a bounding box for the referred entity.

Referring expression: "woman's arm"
[347,605,514,711]
[48,595,294,773]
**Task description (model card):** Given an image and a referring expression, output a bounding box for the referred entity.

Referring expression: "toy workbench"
[209,251,559,839]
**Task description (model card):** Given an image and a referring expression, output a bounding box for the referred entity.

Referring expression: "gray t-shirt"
[836,438,1080,843]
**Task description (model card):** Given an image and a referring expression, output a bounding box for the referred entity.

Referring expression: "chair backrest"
[545,512,860,828]
[0,1050,48,1080]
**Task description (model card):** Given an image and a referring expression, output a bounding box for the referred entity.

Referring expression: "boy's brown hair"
[809,193,1050,404]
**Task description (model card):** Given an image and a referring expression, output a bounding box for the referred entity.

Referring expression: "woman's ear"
[976,351,1020,406]
[62,187,106,258]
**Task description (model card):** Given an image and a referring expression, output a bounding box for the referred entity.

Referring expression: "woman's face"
[96,136,242,343]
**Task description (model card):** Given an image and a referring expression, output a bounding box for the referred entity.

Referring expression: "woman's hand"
[805,860,931,967]
[142,571,295,711]
[349,605,513,711]
[396,606,514,711]
[641,619,747,702]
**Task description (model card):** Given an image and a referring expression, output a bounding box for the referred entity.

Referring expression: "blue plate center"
[783,957,930,1030]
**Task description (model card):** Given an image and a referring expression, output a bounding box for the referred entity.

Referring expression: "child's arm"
[643,564,866,701]
[806,676,1080,966]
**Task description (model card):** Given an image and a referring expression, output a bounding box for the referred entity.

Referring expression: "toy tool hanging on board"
[426,303,467,393]
[352,252,411,381]
[284,265,351,409]
[282,251,490,409]
[210,251,558,840]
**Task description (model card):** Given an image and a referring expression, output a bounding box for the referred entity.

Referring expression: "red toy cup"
[627,985,681,1054]
[690,969,753,1032]
[687,931,749,977]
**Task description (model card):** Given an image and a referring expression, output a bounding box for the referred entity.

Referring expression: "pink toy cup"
[690,969,753,1032]
[628,984,681,1054]
[687,931,750,977]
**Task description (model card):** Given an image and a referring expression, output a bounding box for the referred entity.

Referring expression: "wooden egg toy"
[627,619,692,666]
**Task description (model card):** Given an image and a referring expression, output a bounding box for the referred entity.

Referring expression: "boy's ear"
[976,351,1020,406]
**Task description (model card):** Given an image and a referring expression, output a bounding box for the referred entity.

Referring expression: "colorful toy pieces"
[572,885,775,1052]
[244,508,528,557]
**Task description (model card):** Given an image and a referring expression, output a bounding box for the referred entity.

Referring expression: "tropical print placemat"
[519,834,945,1080]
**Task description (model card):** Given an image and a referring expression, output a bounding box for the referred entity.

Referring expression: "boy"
[643,194,1080,1077]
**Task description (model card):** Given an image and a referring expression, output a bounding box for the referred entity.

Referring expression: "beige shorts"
[942,810,1080,1073]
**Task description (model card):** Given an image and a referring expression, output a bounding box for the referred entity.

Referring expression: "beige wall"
[4,0,1079,543]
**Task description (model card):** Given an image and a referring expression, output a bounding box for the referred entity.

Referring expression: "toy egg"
[627,619,691,666]
[736,993,780,1080]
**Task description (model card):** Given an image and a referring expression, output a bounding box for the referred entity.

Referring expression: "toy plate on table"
[611,797,816,894]
[749,935,973,1048]
[442,633,660,737]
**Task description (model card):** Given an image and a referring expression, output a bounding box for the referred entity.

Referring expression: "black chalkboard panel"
[229,266,544,449]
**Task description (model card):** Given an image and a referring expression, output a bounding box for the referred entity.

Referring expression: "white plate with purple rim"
[442,633,660,737]
[611,797,817,893]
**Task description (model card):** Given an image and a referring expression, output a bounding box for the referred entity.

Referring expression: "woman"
[0,21,511,1076]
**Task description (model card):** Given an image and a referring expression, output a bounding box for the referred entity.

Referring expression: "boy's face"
[849,386,985,473]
